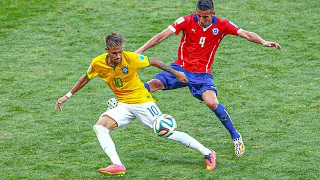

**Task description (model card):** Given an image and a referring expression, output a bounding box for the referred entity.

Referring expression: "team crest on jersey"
[122,65,129,74]
[229,21,238,28]
[212,28,219,35]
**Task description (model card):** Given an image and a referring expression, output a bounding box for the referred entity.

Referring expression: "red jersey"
[169,14,242,73]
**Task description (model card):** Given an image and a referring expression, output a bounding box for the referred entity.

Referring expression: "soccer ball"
[153,114,177,137]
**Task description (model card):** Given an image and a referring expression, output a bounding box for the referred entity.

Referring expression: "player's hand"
[54,96,69,111]
[262,41,281,50]
[175,71,188,83]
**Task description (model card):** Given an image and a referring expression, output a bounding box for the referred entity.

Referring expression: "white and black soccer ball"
[153,114,177,137]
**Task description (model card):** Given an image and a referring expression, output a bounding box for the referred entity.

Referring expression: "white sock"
[167,131,212,156]
[93,124,122,165]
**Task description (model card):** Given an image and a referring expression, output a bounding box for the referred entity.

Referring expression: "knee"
[148,79,164,92]
[93,124,107,134]
[204,100,219,110]
[95,116,118,131]
[202,90,219,110]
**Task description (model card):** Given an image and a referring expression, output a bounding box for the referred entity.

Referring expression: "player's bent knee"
[205,101,219,110]
[93,124,109,134]
[96,115,118,130]
[148,79,164,92]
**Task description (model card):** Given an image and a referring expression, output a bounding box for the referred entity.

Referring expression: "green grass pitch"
[1,0,319,179]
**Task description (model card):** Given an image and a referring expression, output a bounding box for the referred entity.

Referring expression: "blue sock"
[213,104,240,140]
[144,82,150,92]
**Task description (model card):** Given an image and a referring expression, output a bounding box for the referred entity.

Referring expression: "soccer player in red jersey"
[135,0,281,157]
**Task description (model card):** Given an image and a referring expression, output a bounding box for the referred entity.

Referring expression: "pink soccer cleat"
[204,149,216,170]
[98,164,126,176]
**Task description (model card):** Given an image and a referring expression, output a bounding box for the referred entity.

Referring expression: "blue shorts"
[154,64,218,101]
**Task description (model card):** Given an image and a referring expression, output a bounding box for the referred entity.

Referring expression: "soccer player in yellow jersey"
[55,33,216,176]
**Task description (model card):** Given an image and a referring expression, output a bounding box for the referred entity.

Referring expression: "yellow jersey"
[86,51,155,104]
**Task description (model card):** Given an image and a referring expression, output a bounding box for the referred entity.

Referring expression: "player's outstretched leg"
[98,164,126,176]
[93,125,125,176]
[167,131,217,170]
[107,98,118,110]
[212,104,245,156]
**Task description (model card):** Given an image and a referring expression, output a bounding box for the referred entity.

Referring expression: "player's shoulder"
[174,13,195,24]
[122,51,148,63]
[124,51,148,58]
[122,50,134,56]
[215,16,230,24]
[91,53,107,64]
[122,51,138,59]
[185,13,195,19]
[185,13,197,23]
[215,16,239,27]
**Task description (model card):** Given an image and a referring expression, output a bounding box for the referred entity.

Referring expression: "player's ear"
[105,47,109,52]
[211,11,216,16]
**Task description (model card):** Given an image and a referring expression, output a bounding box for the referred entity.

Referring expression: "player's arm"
[149,57,188,83]
[238,30,281,50]
[55,74,89,111]
[135,28,175,54]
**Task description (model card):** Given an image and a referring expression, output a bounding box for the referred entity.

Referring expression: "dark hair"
[197,0,214,11]
[104,32,125,48]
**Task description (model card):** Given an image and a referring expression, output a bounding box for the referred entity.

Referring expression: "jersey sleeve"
[222,19,242,36]
[86,59,99,81]
[168,15,190,35]
[125,52,150,69]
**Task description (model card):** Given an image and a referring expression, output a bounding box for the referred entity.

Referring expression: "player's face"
[196,9,215,28]
[105,45,124,65]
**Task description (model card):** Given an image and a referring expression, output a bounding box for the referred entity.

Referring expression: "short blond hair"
[104,32,125,48]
